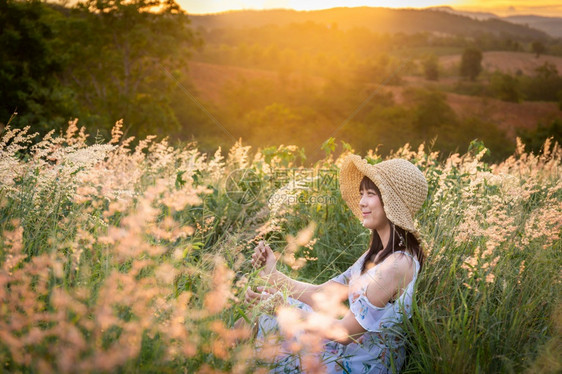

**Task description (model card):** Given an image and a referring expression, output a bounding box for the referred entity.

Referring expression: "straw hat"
[339,155,428,239]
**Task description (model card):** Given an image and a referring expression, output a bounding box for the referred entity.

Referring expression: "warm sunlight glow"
[289,0,457,11]
[456,0,562,16]
[179,0,562,16]
[181,1,457,14]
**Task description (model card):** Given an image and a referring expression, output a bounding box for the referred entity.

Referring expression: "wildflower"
[277,306,303,339]
[281,222,317,270]
[203,257,235,315]
[310,283,348,318]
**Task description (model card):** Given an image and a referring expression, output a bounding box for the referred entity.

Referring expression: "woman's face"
[359,185,389,231]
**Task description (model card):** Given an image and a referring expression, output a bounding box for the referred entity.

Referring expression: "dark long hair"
[359,176,425,275]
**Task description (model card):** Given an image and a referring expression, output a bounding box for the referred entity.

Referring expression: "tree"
[412,89,457,134]
[0,0,75,130]
[531,41,546,58]
[58,0,202,139]
[535,62,558,80]
[423,54,439,81]
[489,72,521,102]
[521,62,562,102]
[460,47,482,81]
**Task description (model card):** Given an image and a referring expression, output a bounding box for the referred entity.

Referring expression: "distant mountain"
[189,7,550,41]
[504,15,562,38]
[425,7,562,38]
[426,6,499,21]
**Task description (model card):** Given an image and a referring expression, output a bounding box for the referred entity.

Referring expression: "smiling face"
[359,176,390,232]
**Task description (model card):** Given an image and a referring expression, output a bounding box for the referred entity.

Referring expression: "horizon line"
[184,5,560,18]
[185,5,477,16]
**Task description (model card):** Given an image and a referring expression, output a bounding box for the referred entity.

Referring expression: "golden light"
[180,0,459,14]
[456,0,562,16]
[288,0,459,11]
[179,0,562,17]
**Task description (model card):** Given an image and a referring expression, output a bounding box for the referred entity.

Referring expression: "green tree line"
[0,0,209,141]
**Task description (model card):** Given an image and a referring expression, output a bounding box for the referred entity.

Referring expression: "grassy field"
[439,51,562,76]
[0,121,561,373]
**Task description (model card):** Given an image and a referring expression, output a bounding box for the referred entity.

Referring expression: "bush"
[423,54,439,81]
[521,62,562,102]
[489,71,522,102]
[517,119,562,154]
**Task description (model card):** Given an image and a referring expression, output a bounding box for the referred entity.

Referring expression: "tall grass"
[0,120,560,373]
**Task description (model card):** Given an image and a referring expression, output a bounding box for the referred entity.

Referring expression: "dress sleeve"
[349,280,414,333]
[350,294,391,332]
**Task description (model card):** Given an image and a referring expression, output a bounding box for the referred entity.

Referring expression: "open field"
[439,51,562,75]
[1,122,560,372]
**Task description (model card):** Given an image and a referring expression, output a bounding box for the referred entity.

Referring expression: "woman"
[244,156,428,373]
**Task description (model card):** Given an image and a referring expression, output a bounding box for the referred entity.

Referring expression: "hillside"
[390,6,562,38]
[505,15,562,38]
[189,7,550,41]
[187,60,560,139]
[439,51,562,75]
[187,61,325,105]
[426,6,499,21]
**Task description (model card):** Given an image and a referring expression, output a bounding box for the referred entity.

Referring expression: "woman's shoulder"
[381,250,417,266]
[357,252,417,309]
[376,251,418,283]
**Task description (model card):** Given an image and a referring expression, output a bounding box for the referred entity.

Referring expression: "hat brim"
[339,155,421,241]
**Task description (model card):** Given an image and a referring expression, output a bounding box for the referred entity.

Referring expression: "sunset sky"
[179,0,562,17]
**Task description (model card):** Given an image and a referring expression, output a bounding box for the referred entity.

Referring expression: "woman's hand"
[244,286,278,306]
[252,240,277,277]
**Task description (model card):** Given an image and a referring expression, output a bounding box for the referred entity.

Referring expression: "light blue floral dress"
[255,250,420,374]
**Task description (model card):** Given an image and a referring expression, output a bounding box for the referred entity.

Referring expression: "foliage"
[451,63,562,104]
[242,103,302,146]
[422,54,439,81]
[460,46,483,81]
[0,0,202,142]
[532,40,546,57]
[57,0,202,140]
[402,136,561,373]
[517,119,562,154]
[520,62,562,102]
[1,122,560,372]
[411,89,456,134]
[353,54,405,86]
[489,71,522,102]
[0,0,76,130]
[401,88,514,159]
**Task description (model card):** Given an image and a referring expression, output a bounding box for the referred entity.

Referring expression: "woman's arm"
[274,303,365,346]
[252,241,346,307]
[272,252,415,345]
[263,270,340,307]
